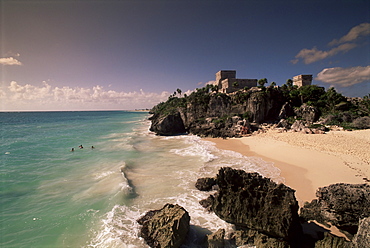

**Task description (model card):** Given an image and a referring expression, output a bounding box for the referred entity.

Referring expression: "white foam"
[86,205,146,248]
[169,135,218,162]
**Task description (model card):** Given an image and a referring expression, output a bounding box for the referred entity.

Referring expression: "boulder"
[278,102,294,120]
[205,229,225,248]
[294,104,320,123]
[314,232,351,248]
[195,177,217,191]
[300,183,370,235]
[352,217,370,248]
[149,112,186,136]
[207,167,302,241]
[231,229,290,248]
[291,120,306,132]
[277,119,290,129]
[137,204,190,248]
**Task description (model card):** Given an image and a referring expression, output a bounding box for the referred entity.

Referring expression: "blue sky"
[1,0,369,111]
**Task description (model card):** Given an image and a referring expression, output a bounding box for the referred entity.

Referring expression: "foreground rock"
[352,217,370,247]
[195,177,217,191]
[231,229,290,248]
[201,167,302,242]
[137,204,190,248]
[300,183,370,236]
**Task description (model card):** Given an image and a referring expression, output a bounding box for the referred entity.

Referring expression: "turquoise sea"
[0,111,282,247]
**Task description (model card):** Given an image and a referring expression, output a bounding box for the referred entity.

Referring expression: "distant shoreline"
[205,129,370,206]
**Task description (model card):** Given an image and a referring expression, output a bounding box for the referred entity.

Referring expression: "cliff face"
[150,87,287,137]
[149,85,370,137]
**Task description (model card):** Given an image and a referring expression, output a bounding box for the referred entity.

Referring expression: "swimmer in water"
[79,145,83,149]
[71,148,74,152]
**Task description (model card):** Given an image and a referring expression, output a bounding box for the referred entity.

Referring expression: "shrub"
[351,116,370,129]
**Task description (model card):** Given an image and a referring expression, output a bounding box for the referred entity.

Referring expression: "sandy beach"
[205,129,370,206]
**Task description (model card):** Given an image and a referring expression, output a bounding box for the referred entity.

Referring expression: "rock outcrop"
[149,112,186,136]
[200,167,302,242]
[150,88,287,137]
[231,229,290,248]
[300,183,370,236]
[137,204,190,248]
[314,232,351,248]
[195,177,217,191]
[294,104,320,123]
[205,229,225,248]
[352,217,370,248]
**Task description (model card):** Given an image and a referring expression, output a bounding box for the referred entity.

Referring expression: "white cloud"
[294,43,357,64]
[1,81,170,111]
[293,23,369,64]
[315,66,370,87]
[329,23,370,46]
[0,57,22,65]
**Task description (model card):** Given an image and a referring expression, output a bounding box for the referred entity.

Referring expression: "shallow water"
[0,111,282,247]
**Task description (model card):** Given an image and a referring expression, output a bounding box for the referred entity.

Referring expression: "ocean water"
[0,111,283,247]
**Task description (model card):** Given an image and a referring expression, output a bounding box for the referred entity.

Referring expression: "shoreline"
[205,129,370,206]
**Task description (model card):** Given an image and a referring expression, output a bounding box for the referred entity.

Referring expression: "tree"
[286,79,293,89]
[176,88,182,96]
[258,78,268,87]
[270,82,276,87]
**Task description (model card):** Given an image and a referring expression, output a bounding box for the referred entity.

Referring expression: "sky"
[1,0,369,111]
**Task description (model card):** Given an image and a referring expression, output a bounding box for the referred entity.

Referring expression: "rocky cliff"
[150,87,287,137]
[149,85,370,137]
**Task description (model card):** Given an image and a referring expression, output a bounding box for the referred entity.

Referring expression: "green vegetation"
[151,83,370,130]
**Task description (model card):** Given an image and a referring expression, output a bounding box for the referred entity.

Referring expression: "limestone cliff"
[149,85,370,137]
[150,87,287,137]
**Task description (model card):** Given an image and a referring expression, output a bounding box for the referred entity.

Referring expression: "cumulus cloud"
[1,81,170,111]
[293,23,369,64]
[315,66,370,87]
[0,57,22,65]
[329,23,370,46]
[293,43,357,64]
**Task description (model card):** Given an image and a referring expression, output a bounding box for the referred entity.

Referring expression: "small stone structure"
[214,70,257,93]
[293,74,312,87]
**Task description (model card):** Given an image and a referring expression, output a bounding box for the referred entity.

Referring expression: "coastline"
[205,129,370,206]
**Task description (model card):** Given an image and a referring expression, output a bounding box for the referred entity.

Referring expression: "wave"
[169,135,218,163]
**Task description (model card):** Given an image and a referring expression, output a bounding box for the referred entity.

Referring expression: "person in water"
[79,145,83,149]
[91,146,95,149]
[70,148,74,152]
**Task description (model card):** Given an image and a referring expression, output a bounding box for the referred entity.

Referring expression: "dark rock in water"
[205,229,225,248]
[195,177,217,191]
[314,232,351,248]
[352,217,370,248]
[137,203,190,248]
[231,229,290,248]
[149,112,186,136]
[199,195,214,212]
[209,167,301,241]
[300,183,370,235]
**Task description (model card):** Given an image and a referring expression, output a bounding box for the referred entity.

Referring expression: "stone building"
[293,75,312,87]
[215,70,257,93]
